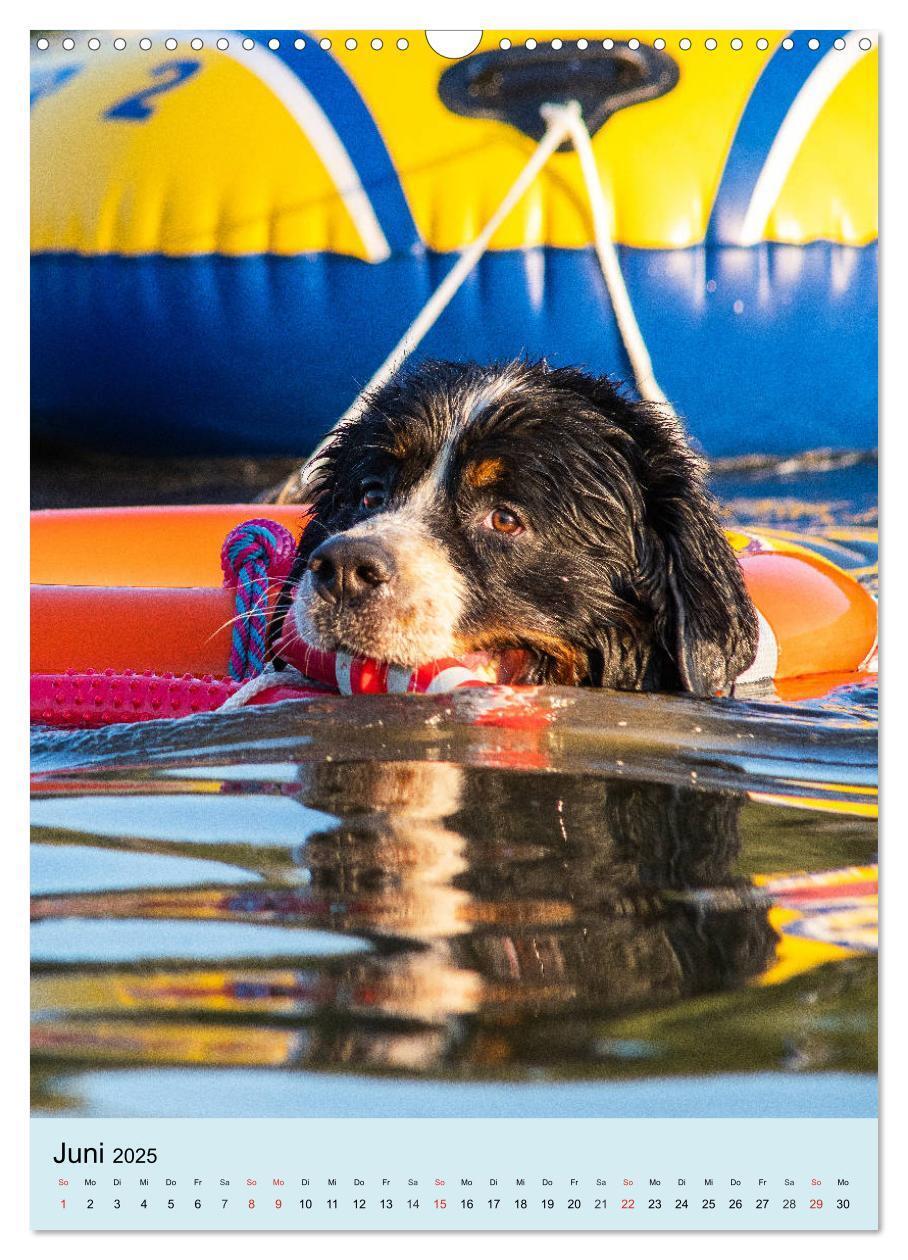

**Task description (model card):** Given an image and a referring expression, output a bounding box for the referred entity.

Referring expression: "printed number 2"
[104,61,201,121]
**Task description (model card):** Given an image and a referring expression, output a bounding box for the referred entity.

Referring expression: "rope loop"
[297,98,673,492]
[220,518,297,680]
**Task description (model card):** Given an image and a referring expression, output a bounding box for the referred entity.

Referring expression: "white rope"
[301,97,671,487]
[346,100,586,416]
[219,664,312,710]
[301,101,581,483]
[556,104,671,407]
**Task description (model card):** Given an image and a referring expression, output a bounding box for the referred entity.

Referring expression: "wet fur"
[271,360,758,695]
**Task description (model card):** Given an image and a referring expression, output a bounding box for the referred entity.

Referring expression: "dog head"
[272,361,758,693]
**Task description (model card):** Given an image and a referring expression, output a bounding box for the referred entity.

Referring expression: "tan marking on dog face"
[453,624,587,685]
[465,457,505,489]
[388,430,412,460]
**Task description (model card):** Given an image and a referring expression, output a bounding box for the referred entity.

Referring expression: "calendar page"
[29,24,879,1233]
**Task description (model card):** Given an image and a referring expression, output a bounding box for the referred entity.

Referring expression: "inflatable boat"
[30,29,877,458]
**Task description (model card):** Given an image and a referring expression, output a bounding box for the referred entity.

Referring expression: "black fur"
[271,360,758,694]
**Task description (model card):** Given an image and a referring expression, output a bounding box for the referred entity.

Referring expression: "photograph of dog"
[31,30,876,1132]
[273,360,758,696]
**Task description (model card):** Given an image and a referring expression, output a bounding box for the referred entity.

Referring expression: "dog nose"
[307,537,395,604]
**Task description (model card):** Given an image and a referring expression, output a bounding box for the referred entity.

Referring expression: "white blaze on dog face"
[293,479,468,666]
[289,374,525,665]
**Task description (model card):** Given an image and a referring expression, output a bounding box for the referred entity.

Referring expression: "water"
[30,457,878,1119]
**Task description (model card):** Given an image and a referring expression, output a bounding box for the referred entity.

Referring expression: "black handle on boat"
[438,41,680,147]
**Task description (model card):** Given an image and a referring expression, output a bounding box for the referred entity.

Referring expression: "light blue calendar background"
[32,1117,877,1231]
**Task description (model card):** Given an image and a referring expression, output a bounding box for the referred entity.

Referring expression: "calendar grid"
[32,1117,877,1231]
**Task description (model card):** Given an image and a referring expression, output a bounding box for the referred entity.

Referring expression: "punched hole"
[425,31,480,57]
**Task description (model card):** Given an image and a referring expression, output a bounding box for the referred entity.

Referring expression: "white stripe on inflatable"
[386,665,413,694]
[738,31,876,246]
[425,667,481,694]
[736,608,779,686]
[210,34,391,263]
[334,652,354,695]
[859,638,878,674]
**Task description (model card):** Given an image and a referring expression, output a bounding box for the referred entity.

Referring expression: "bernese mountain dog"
[270,360,758,695]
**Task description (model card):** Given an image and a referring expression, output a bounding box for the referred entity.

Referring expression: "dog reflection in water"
[291,758,778,1075]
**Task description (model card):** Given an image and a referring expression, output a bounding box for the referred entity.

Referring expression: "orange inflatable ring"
[30,506,877,716]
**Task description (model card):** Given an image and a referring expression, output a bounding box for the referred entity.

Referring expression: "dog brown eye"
[360,485,386,510]
[484,507,523,535]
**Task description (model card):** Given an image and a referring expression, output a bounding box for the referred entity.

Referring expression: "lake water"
[30,457,878,1119]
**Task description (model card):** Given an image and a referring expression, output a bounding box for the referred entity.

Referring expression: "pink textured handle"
[31,670,241,728]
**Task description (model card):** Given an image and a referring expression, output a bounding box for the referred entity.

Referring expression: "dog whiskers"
[203,580,300,644]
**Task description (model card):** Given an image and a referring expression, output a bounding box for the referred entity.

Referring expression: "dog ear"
[541,369,759,694]
[663,534,757,694]
[641,413,759,695]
